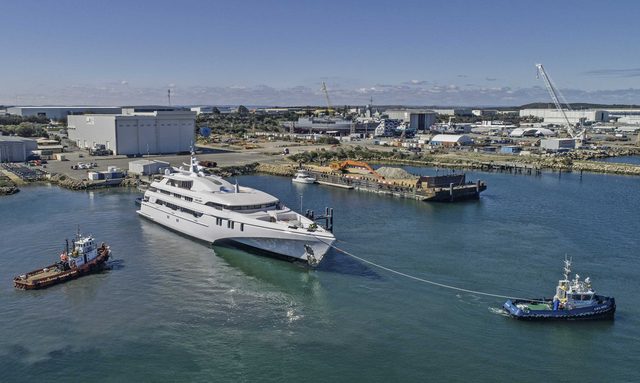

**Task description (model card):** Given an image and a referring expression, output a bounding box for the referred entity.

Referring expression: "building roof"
[430,134,471,142]
[129,159,171,166]
[509,127,557,137]
[386,109,435,114]
[9,106,119,109]
[0,136,37,143]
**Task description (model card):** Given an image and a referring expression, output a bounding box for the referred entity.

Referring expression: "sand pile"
[375,167,416,179]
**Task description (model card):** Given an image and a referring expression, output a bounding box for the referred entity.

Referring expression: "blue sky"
[2,0,640,106]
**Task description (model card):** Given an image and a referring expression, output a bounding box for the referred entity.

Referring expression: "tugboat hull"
[13,248,110,290]
[503,297,616,321]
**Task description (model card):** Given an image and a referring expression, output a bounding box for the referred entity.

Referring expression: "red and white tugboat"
[13,230,111,290]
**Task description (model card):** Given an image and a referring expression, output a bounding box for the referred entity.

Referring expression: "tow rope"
[319,238,545,303]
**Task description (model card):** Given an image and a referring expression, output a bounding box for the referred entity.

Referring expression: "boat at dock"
[292,169,316,184]
[13,232,111,290]
[503,259,615,320]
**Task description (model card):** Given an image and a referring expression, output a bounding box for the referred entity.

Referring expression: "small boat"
[292,169,316,184]
[14,231,111,290]
[503,258,615,320]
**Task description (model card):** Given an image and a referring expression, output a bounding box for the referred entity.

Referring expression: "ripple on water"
[1,176,640,382]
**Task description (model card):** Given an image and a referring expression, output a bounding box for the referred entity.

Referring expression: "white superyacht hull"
[138,201,334,264]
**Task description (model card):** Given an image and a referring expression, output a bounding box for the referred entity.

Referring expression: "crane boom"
[321,82,333,112]
[535,63,585,141]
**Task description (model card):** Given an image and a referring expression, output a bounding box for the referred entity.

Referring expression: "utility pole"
[167,89,171,106]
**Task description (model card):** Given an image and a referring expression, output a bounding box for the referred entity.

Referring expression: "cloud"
[485,77,497,81]
[120,80,128,85]
[4,81,640,107]
[457,74,468,78]
[583,68,640,77]
[410,80,429,85]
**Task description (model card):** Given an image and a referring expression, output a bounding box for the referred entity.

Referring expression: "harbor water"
[1,168,639,382]
[595,155,640,165]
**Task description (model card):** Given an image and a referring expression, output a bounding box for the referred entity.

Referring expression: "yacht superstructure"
[137,153,335,265]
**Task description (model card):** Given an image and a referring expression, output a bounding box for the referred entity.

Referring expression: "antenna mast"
[168,89,171,106]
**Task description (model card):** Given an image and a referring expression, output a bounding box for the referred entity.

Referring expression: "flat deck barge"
[306,166,486,202]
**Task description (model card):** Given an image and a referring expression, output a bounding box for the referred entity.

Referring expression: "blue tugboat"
[503,259,615,320]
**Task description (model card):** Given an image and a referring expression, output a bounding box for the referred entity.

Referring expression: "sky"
[2,0,640,106]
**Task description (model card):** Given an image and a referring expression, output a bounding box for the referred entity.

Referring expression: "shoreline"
[3,151,640,196]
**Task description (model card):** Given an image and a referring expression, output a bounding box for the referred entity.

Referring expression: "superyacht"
[137,153,335,265]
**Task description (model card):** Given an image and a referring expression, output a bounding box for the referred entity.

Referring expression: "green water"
[0,169,638,382]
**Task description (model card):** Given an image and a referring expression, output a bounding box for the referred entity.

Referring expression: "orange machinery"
[329,160,384,179]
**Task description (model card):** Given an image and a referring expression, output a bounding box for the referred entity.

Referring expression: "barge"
[14,232,111,290]
[305,161,486,202]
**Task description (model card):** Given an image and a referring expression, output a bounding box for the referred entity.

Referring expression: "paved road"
[40,141,316,180]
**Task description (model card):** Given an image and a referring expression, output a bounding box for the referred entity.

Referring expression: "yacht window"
[184,196,193,202]
[205,202,224,210]
[173,193,181,198]
[149,186,157,192]
[159,189,170,195]
[240,223,244,231]
[165,202,178,210]
[227,202,278,211]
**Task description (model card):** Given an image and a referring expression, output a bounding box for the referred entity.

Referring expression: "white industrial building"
[128,159,171,175]
[519,109,609,125]
[430,108,473,116]
[0,136,38,162]
[385,109,437,131]
[430,134,473,146]
[540,138,576,152]
[7,106,121,120]
[68,110,196,155]
[509,127,557,137]
[472,109,498,117]
[292,117,352,133]
[190,106,215,115]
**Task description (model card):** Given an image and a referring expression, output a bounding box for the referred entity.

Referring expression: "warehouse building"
[472,109,498,117]
[190,106,215,115]
[67,110,196,155]
[374,119,403,137]
[7,106,121,120]
[291,117,352,133]
[128,159,171,175]
[430,108,473,116]
[430,134,473,147]
[519,109,608,124]
[0,136,38,162]
[385,109,437,131]
[540,138,576,152]
[509,127,557,137]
